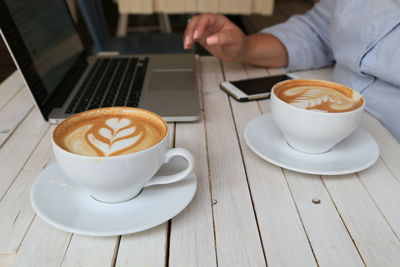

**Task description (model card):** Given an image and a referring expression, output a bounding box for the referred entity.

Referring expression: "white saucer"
[244,114,379,175]
[31,158,197,236]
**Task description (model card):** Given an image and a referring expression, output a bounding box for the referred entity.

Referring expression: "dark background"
[0,0,314,83]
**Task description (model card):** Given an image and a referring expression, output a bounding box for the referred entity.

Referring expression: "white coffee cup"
[270,79,365,154]
[51,109,194,203]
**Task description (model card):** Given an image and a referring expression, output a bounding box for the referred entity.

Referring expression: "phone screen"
[231,74,291,95]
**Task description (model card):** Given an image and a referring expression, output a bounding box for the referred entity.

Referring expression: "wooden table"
[1,57,400,267]
[116,0,274,15]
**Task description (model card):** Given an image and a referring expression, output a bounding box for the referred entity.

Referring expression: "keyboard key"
[65,57,147,114]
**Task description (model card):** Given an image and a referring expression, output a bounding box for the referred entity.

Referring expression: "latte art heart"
[86,118,143,156]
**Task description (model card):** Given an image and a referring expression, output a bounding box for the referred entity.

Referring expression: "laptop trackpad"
[149,71,194,91]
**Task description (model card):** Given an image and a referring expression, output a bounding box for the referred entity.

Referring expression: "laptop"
[0,0,201,123]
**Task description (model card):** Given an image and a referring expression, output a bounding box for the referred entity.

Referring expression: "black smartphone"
[220,74,292,102]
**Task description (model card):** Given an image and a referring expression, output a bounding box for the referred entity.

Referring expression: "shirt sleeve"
[260,0,335,71]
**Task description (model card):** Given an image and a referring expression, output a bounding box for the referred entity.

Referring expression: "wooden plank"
[201,57,265,267]
[261,67,400,264]
[253,0,274,15]
[288,67,334,81]
[0,71,25,110]
[117,0,153,14]
[357,159,400,238]
[0,126,54,254]
[61,236,117,267]
[155,0,185,13]
[0,254,14,266]
[224,61,317,266]
[0,89,34,147]
[284,171,365,266]
[219,0,251,14]
[11,218,71,267]
[323,174,400,266]
[115,224,167,267]
[196,0,218,13]
[0,108,49,199]
[115,123,175,266]
[169,117,217,266]
[360,114,400,180]
[168,56,216,266]
[184,0,197,12]
[258,96,365,266]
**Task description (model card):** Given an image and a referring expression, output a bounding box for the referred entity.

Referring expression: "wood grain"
[115,123,175,266]
[323,173,400,266]
[0,108,49,199]
[0,89,34,147]
[62,236,118,267]
[223,61,317,266]
[0,127,54,254]
[0,71,25,110]
[11,218,71,267]
[169,119,217,266]
[201,57,266,267]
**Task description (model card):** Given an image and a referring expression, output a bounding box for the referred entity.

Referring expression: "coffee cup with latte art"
[270,79,365,154]
[52,107,194,203]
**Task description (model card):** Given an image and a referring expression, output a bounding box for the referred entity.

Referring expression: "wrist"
[237,35,251,62]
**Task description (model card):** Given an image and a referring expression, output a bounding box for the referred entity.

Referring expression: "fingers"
[184,15,201,49]
[184,13,226,49]
[205,30,239,46]
[193,14,219,41]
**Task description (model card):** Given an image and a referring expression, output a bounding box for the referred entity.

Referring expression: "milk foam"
[59,115,164,157]
[281,86,360,112]
[86,118,143,156]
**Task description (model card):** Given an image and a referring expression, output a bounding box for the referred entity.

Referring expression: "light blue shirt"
[262,0,400,141]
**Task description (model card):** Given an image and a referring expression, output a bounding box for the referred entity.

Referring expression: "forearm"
[241,33,289,68]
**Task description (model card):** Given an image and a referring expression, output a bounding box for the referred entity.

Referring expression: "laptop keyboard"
[65,57,148,114]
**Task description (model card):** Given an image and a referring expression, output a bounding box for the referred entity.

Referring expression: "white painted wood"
[357,159,400,239]
[284,170,365,267]
[243,63,269,78]
[0,127,54,254]
[115,123,174,267]
[0,108,49,199]
[0,254,14,267]
[267,67,285,76]
[0,89,34,147]
[169,57,216,266]
[323,174,400,266]
[288,67,333,81]
[11,218,71,267]
[169,117,217,267]
[62,236,118,267]
[1,63,400,267]
[0,71,25,110]
[115,224,167,267]
[224,61,317,266]
[201,57,266,267]
[287,69,317,79]
[360,114,400,180]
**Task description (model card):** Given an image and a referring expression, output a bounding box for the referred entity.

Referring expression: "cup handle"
[144,148,195,187]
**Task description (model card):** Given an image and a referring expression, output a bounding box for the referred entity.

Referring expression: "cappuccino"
[271,79,365,154]
[53,107,167,157]
[274,80,363,113]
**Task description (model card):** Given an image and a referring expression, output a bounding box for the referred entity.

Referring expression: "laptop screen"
[0,0,84,107]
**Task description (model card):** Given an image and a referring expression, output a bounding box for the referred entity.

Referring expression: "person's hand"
[184,13,248,62]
